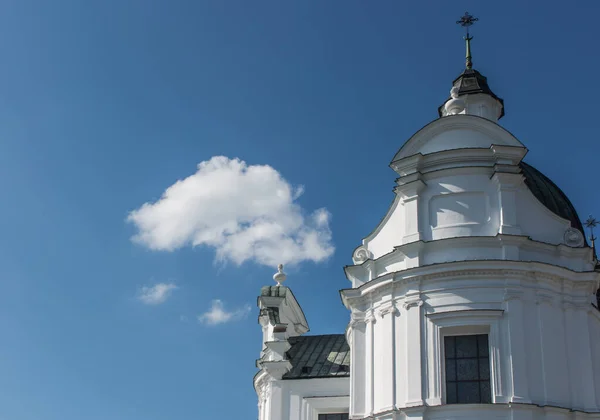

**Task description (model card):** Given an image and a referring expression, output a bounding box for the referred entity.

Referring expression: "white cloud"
[137,283,178,305]
[127,156,334,267]
[198,300,251,326]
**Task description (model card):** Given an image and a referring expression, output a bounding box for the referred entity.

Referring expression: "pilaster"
[395,177,426,244]
[491,171,524,235]
[349,312,367,417]
[504,288,531,404]
[365,310,377,417]
[403,295,424,407]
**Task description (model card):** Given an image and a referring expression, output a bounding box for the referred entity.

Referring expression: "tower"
[254,13,600,420]
[341,12,600,420]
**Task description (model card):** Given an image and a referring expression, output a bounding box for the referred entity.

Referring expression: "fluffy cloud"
[127,156,334,267]
[198,300,251,326]
[137,283,178,305]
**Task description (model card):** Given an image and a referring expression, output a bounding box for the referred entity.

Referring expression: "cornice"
[392,146,528,184]
[346,234,593,282]
[341,260,600,308]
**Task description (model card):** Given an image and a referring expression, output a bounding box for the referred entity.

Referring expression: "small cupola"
[438,12,505,122]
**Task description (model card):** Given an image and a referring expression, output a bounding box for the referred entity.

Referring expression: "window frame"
[317,414,349,420]
[443,332,491,404]
[426,309,504,405]
[303,396,349,420]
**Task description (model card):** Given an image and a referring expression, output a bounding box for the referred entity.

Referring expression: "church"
[254,13,600,420]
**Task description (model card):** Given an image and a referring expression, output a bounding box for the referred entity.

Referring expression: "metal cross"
[585,215,599,261]
[585,215,598,241]
[456,12,479,35]
[456,12,479,70]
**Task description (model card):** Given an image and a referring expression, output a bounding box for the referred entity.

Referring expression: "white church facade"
[254,15,600,420]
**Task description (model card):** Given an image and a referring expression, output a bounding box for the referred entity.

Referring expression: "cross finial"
[585,215,599,260]
[456,12,479,69]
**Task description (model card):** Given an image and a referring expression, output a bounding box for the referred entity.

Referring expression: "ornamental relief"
[352,245,372,264]
[403,296,424,310]
[377,303,399,318]
[564,227,585,248]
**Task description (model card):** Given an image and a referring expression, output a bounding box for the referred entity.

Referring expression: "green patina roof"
[283,334,350,380]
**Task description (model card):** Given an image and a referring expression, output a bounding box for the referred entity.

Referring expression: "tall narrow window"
[444,334,491,404]
[318,414,349,420]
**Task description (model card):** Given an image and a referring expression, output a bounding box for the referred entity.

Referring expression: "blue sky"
[0,1,599,419]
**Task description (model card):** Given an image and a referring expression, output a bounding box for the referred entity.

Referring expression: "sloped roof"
[283,334,350,380]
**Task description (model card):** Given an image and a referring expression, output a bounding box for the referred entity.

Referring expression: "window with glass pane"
[444,334,491,404]
[318,414,349,420]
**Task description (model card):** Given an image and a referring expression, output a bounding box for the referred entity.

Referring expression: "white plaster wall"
[361,113,586,269]
[361,166,583,268]
[344,264,600,420]
[517,188,571,245]
[260,377,349,420]
[422,173,500,242]
[365,196,405,260]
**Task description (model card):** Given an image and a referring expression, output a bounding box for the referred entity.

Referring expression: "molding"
[391,114,524,163]
[365,310,378,324]
[426,309,504,321]
[535,290,556,306]
[255,360,292,380]
[403,297,424,310]
[503,288,524,302]
[377,302,399,318]
[341,259,600,308]
[427,309,505,405]
[562,296,591,310]
[346,233,595,288]
[491,144,528,165]
[353,245,373,264]
[395,179,427,198]
[303,395,350,420]
[491,171,525,191]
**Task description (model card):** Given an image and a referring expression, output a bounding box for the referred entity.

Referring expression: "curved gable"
[391,115,524,163]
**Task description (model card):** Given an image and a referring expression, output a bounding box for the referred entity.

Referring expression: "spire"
[438,12,505,121]
[457,12,478,70]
